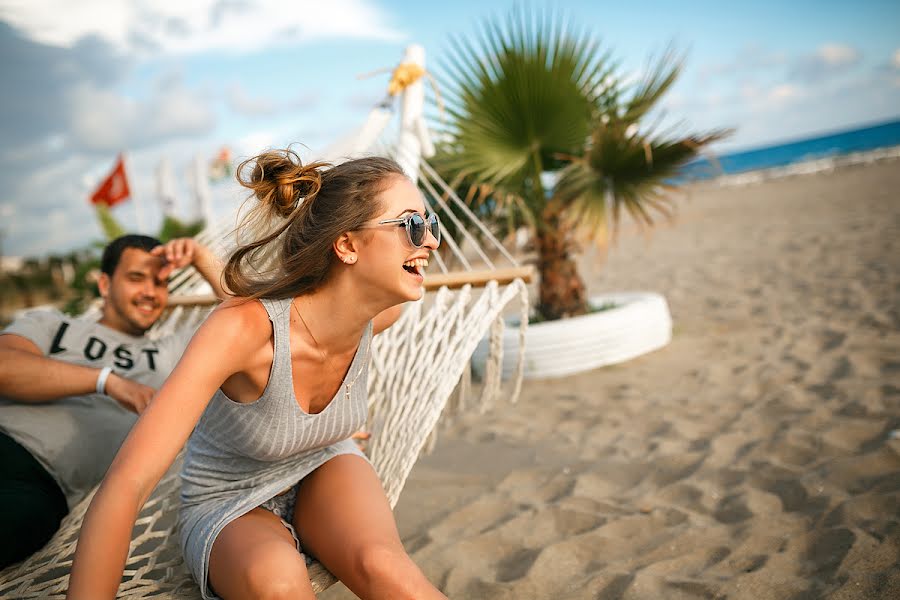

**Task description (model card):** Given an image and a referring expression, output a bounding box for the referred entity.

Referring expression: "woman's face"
[355,175,439,303]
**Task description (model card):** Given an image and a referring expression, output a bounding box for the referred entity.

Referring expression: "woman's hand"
[351,429,371,452]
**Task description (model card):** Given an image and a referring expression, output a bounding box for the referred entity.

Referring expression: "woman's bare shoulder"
[215,296,270,319]
[195,297,274,348]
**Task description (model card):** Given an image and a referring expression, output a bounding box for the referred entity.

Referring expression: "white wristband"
[96,367,113,395]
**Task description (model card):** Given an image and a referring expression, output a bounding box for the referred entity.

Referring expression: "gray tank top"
[178,296,372,599]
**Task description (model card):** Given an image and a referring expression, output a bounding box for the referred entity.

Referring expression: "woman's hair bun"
[237,148,325,219]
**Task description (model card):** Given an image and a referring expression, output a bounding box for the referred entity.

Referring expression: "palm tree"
[158,215,205,242]
[435,8,729,321]
[94,203,127,240]
[93,201,204,243]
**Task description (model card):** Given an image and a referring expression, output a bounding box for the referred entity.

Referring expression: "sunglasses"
[376,212,441,248]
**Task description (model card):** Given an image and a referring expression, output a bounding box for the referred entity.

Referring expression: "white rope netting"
[0,278,528,599]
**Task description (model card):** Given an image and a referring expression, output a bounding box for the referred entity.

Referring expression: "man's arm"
[0,334,155,413]
[152,238,228,299]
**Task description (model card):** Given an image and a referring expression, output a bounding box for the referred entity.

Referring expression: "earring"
[348,255,357,263]
[344,255,356,264]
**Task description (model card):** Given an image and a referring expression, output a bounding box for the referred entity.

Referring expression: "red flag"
[90,155,131,207]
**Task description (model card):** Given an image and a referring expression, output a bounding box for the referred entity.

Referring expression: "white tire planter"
[472,292,672,380]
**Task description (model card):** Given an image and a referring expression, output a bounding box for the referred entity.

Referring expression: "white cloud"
[1,153,105,256]
[698,42,863,88]
[739,82,762,101]
[48,208,68,227]
[0,0,132,48]
[768,83,801,104]
[67,84,139,151]
[816,43,861,67]
[67,77,215,152]
[227,83,319,117]
[235,130,277,157]
[697,44,787,82]
[705,92,725,108]
[0,0,404,55]
[143,81,216,138]
[892,48,900,69]
[790,43,862,83]
[228,84,278,116]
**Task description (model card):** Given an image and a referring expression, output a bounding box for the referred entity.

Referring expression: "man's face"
[98,247,169,336]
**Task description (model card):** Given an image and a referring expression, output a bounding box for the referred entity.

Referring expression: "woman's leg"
[292,454,446,600]
[208,507,316,600]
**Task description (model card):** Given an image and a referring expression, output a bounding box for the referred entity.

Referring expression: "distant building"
[0,256,23,273]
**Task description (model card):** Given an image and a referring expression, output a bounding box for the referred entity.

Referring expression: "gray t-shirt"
[0,308,193,508]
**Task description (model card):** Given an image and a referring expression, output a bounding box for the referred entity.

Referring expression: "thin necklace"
[292,298,370,402]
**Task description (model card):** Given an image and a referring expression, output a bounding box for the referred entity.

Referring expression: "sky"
[1,0,898,258]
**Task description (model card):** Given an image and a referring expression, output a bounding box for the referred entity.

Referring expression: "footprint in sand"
[803,527,856,581]
[712,493,753,524]
[494,547,542,582]
[828,355,854,380]
[879,359,900,378]
[820,329,847,351]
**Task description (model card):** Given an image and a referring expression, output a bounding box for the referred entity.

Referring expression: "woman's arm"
[66,300,266,599]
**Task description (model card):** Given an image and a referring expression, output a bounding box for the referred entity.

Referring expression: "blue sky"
[1,0,898,258]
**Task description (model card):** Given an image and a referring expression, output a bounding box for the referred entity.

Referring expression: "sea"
[679,118,900,185]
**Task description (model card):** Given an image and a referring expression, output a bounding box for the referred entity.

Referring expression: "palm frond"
[434,6,612,205]
[621,48,683,124]
[555,120,731,243]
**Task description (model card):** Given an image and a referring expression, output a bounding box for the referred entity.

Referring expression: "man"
[0,234,226,568]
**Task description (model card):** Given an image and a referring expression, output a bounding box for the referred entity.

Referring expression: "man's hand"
[104,373,157,414]
[151,237,227,299]
[151,238,200,281]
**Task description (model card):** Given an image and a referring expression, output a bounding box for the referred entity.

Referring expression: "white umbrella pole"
[396,44,432,184]
[123,154,146,233]
[191,155,214,225]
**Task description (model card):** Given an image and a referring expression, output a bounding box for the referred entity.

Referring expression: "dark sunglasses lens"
[408,214,426,246]
[428,214,440,245]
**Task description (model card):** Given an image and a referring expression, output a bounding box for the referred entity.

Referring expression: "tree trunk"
[535,205,588,321]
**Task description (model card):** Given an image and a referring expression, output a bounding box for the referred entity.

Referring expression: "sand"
[322,160,900,599]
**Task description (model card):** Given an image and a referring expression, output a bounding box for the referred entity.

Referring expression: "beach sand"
[322,160,900,599]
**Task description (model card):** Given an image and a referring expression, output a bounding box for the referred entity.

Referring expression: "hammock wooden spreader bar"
[166,266,535,308]
[416,265,533,290]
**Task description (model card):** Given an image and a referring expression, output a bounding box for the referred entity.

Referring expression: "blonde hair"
[223,148,407,300]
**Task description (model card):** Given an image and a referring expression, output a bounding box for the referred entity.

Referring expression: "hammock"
[0,44,531,598]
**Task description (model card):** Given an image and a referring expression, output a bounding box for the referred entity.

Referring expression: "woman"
[67,151,446,600]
